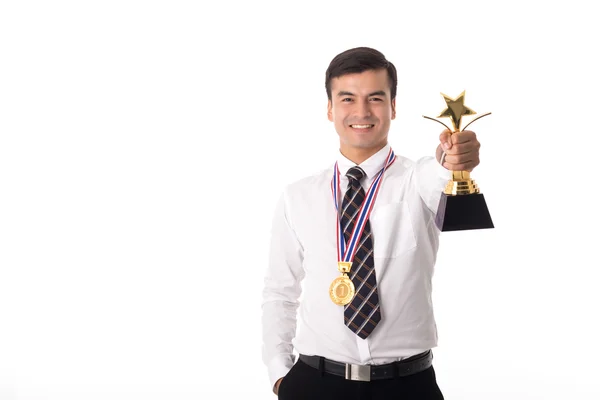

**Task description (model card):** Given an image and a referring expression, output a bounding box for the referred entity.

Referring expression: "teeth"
[351,124,373,128]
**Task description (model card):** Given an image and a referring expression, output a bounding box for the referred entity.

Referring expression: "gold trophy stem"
[446,169,480,195]
[452,170,470,180]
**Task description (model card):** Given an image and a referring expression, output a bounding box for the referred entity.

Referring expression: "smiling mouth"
[350,124,374,128]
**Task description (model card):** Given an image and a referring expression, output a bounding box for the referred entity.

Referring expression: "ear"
[327,100,333,122]
[391,98,396,120]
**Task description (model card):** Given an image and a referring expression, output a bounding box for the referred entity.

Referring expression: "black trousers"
[277,359,444,400]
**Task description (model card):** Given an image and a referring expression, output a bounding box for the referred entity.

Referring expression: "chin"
[350,134,385,147]
[350,141,385,151]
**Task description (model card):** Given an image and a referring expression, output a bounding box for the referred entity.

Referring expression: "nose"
[355,99,372,119]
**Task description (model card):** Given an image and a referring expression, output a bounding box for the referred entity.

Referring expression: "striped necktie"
[341,166,381,339]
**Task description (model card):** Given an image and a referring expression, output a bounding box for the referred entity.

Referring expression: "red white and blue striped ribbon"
[331,148,396,264]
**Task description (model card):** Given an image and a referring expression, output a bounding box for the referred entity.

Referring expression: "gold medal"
[330,261,356,305]
[330,261,355,305]
[329,274,355,305]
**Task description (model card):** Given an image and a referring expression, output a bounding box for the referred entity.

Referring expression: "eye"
[370,97,383,102]
[341,98,353,102]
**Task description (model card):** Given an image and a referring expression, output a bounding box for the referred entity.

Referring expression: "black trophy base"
[435,192,494,232]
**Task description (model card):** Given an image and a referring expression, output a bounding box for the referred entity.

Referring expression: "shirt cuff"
[268,354,295,392]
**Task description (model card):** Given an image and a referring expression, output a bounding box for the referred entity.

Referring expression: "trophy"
[423,90,494,232]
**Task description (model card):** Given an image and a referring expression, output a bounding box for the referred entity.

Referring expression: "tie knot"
[346,166,365,182]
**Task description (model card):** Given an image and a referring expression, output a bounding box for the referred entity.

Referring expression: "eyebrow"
[337,90,387,97]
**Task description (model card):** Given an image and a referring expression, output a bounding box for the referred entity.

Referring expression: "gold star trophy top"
[422,90,494,231]
[424,90,490,136]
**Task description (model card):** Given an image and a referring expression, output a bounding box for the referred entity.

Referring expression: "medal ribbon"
[331,148,396,264]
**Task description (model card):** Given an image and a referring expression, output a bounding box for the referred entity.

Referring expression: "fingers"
[445,140,480,155]
[439,130,481,172]
[439,129,453,150]
[441,130,480,154]
[439,130,477,149]
[451,130,477,145]
[442,156,480,172]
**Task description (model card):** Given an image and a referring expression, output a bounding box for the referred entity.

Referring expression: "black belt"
[298,350,433,382]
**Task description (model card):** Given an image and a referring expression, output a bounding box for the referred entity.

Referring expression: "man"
[261,47,481,399]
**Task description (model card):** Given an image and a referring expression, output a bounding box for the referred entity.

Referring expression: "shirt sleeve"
[261,189,305,391]
[414,155,450,215]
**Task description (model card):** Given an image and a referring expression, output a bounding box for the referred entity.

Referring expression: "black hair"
[325,47,397,101]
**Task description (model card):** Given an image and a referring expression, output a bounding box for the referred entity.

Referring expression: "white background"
[1,1,598,399]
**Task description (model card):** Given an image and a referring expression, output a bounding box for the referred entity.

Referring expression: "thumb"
[439,130,452,150]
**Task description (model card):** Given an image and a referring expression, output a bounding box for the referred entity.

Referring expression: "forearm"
[414,154,450,214]
[261,296,300,389]
[261,191,305,390]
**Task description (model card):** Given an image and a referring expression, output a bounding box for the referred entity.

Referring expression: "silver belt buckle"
[344,363,371,381]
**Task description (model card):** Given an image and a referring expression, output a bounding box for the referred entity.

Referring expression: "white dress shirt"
[261,143,450,389]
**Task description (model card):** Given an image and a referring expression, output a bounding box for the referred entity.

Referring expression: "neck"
[340,143,387,165]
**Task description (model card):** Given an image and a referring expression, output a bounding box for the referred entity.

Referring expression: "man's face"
[327,69,396,155]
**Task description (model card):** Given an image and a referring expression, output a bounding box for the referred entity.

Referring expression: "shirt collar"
[336,143,392,180]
